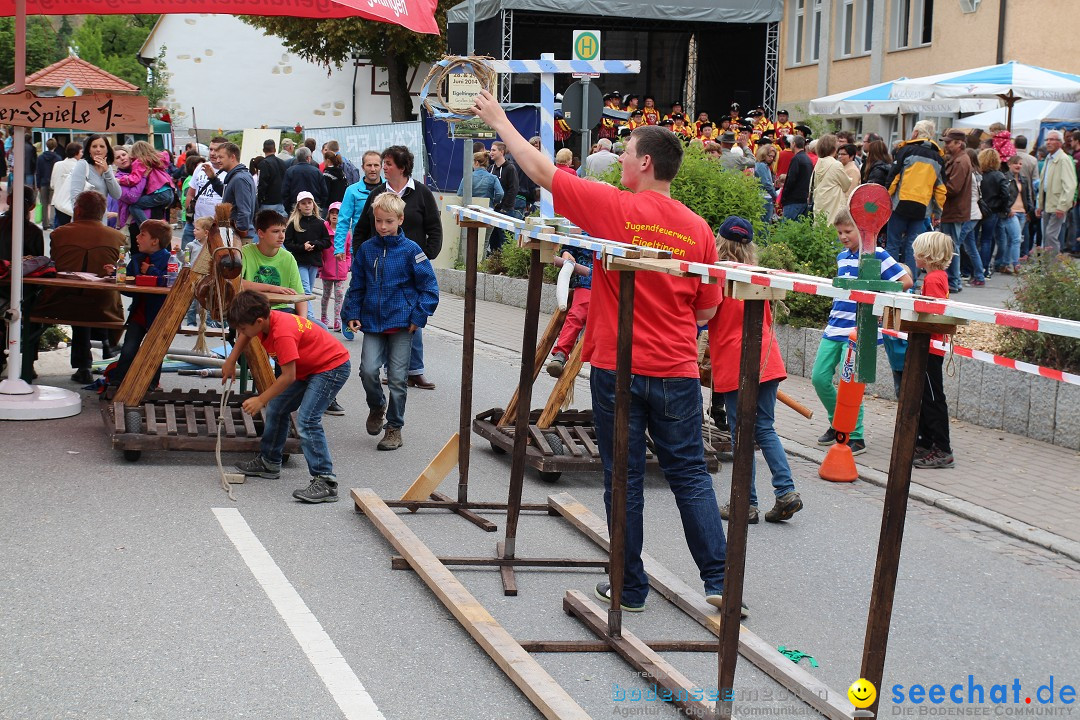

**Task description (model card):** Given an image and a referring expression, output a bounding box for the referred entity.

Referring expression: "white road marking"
[213,508,386,720]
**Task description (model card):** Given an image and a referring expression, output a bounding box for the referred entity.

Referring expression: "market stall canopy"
[954,100,1080,145]
[890,61,1080,103]
[448,0,781,24]
[809,78,998,116]
[0,0,442,34]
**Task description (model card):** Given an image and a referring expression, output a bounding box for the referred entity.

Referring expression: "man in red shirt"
[471,90,739,616]
[224,290,352,504]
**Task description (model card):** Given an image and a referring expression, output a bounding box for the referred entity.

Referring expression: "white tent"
[954,100,1080,144]
[809,79,995,116]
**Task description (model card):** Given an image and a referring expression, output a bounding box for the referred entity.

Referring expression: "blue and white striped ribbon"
[539,53,555,218]
[489,59,641,74]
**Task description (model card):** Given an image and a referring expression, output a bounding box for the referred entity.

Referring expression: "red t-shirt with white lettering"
[708,297,786,393]
[259,311,350,380]
[921,269,950,347]
[552,171,720,378]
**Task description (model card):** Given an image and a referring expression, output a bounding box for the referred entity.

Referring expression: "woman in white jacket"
[811,134,853,224]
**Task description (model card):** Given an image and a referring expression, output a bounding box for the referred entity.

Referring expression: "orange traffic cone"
[820,332,863,483]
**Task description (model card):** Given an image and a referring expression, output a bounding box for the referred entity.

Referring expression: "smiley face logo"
[848,679,877,709]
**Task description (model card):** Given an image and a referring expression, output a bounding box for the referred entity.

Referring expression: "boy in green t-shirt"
[241,210,308,318]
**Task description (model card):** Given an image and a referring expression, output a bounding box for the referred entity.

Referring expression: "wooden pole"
[502,248,544,562]
[859,330,930,717]
[459,226,479,504]
[606,270,636,639]
[716,298,765,719]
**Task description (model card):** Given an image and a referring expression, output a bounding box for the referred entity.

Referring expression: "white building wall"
[140,14,426,137]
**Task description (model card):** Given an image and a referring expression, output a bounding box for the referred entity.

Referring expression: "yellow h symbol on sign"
[574,31,600,61]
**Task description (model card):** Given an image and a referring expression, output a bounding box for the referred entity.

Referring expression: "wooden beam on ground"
[401,433,459,502]
[548,492,855,720]
[390,555,607,570]
[564,590,714,717]
[538,336,584,429]
[498,307,567,429]
[429,491,498,532]
[521,639,721,653]
[351,489,592,720]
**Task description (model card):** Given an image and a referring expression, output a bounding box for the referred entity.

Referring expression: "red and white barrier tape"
[680,261,1080,342]
[880,328,1080,386]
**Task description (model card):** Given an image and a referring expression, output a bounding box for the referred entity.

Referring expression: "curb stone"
[779,438,1080,564]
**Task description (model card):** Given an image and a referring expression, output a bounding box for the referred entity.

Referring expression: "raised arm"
[471,90,556,192]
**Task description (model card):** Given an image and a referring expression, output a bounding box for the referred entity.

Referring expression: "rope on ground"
[216,377,237,501]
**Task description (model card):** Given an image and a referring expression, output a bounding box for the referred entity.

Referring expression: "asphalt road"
[1,326,1077,719]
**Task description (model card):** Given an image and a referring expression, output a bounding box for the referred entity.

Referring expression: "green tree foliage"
[998,252,1080,373]
[71,15,159,93]
[0,17,66,87]
[757,213,841,327]
[241,2,452,123]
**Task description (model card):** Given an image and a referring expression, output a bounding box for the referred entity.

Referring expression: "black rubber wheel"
[122,449,141,462]
[489,441,507,455]
[537,470,562,483]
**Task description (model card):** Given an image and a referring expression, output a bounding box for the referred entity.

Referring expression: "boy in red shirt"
[472,90,742,617]
[224,290,351,503]
[911,232,954,469]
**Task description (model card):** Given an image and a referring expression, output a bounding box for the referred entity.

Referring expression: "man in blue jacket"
[281,147,327,213]
[342,192,439,451]
[334,150,382,254]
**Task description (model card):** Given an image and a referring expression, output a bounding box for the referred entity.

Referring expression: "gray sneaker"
[293,476,339,503]
[235,454,281,479]
[378,427,403,451]
[546,352,567,378]
[719,503,759,524]
[913,448,955,469]
[366,405,386,436]
[764,491,803,523]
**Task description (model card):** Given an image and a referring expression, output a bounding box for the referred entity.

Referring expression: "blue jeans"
[297,265,319,319]
[409,327,424,375]
[111,321,160,388]
[781,203,807,221]
[181,221,195,250]
[590,368,727,606]
[940,222,965,291]
[957,220,984,282]
[886,215,923,272]
[361,331,412,428]
[261,359,350,478]
[720,380,796,508]
[999,213,1023,266]
[129,187,174,225]
[257,203,286,216]
[979,214,1001,271]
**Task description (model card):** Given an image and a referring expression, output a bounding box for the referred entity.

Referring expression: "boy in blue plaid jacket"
[341,193,439,451]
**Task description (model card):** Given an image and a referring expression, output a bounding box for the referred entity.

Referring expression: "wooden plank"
[498,308,567,429]
[429,491,498,532]
[400,433,459,502]
[564,590,713,717]
[241,407,257,438]
[497,540,518,596]
[242,335,277,395]
[114,266,197,407]
[352,489,592,720]
[529,426,554,456]
[521,640,719,653]
[548,492,855,720]
[538,336,584,429]
[144,403,157,436]
[203,404,217,438]
[184,403,199,437]
[573,426,598,457]
[164,403,179,436]
[603,256,689,275]
[390,556,607,570]
[555,425,582,457]
[113,401,125,434]
[222,405,237,438]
